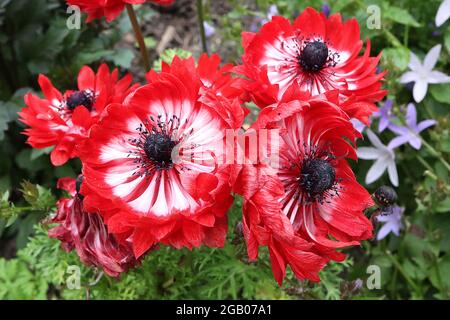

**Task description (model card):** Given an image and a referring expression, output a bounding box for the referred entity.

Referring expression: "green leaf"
[382,46,410,71]
[430,83,450,104]
[144,37,157,49]
[384,6,421,27]
[76,50,115,66]
[429,255,450,294]
[0,258,48,299]
[444,29,450,54]
[107,48,134,69]
[19,181,55,211]
[0,87,33,140]
[30,147,53,161]
[437,198,450,213]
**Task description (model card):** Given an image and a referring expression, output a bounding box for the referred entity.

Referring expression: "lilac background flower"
[250,5,279,32]
[203,21,215,38]
[377,205,404,240]
[357,129,399,186]
[436,0,450,27]
[400,44,450,103]
[322,3,331,17]
[372,99,395,133]
[261,4,279,25]
[388,103,436,150]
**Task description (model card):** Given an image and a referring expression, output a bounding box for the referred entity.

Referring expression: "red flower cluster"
[21,7,384,283]
[67,0,175,22]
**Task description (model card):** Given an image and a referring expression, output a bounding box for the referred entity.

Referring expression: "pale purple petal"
[417,119,437,132]
[203,21,215,38]
[377,214,393,222]
[427,70,450,83]
[388,135,409,149]
[351,118,366,133]
[400,71,419,83]
[436,0,450,27]
[424,44,441,70]
[366,158,388,184]
[379,117,390,132]
[409,135,422,150]
[387,161,399,187]
[388,124,408,136]
[366,129,386,150]
[376,223,393,240]
[408,51,423,72]
[357,147,381,160]
[384,99,394,111]
[267,4,279,19]
[406,103,417,128]
[376,206,404,240]
[413,79,428,102]
[391,224,401,236]
[372,110,381,118]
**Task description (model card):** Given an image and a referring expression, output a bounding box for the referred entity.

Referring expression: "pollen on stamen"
[127,114,200,179]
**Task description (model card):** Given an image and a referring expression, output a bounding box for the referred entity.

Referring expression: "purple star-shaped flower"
[376,205,404,240]
[372,99,395,133]
[388,103,436,150]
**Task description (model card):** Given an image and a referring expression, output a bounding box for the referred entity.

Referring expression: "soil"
[125,0,261,80]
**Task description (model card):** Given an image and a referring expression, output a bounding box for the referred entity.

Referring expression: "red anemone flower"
[48,177,138,277]
[146,53,247,103]
[79,56,246,258]
[237,7,387,123]
[233,92,374,284]
[66,0,174,22]
[233,163,329,285]
[20,64,137,166]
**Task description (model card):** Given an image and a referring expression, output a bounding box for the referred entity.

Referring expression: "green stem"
[403,25,409,47]
[126,4,151,71]
[416,154,434,172]
[421,137,450,171]
[385,250,421,296]
[196,0,208,54]
[383,29,402,48]
[433,255,448,298]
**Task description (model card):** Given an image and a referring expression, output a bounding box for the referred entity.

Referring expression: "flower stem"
[420,137,450,171]
[403,25,409,47]
[383,29,402,48]
[196,0,208,54]
[126,4,151,71]
[385,250,421,296]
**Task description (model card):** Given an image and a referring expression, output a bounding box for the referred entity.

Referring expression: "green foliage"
[0,258,48,299]
[1,0,450,300]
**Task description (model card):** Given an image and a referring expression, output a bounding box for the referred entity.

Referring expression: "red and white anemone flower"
[66,0,175,22]
[79,56,246,258]
[48,177,138,277]
[20,64,137,166]
[233,163,329,285]
[236,7,387,123]
[233,91,373,284]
